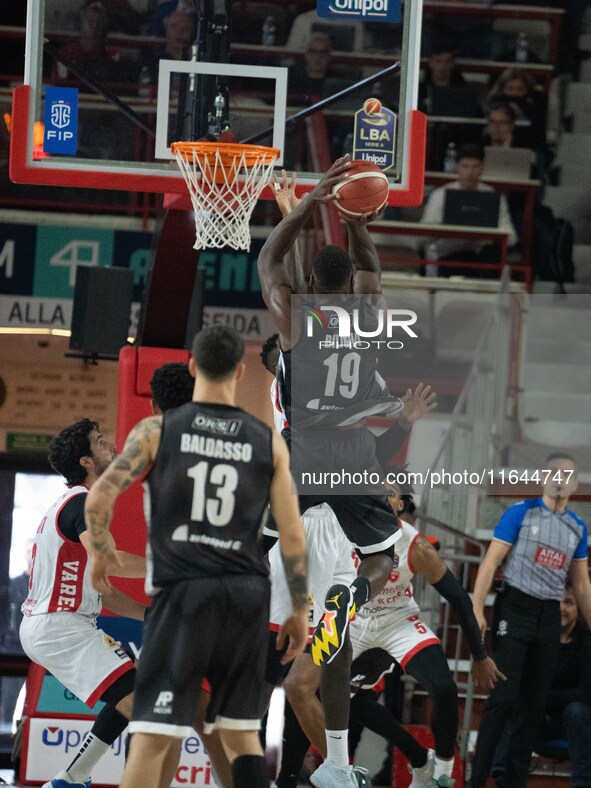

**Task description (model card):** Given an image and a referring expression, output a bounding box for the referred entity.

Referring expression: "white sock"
[433,755,454,780]
[65,732,110,781]
[325,729,349,768]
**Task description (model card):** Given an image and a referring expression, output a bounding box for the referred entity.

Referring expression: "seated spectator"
[420,143,518,271]
[286,9,365,53]
[487,70,550,183]
[285,31,356,166]
[482,98,571,281]
[491,581,591,788]
[137,7,197,85]
[486,68,547,148]
[285,32,346,168]
[483,101,521,148]
[58,0,134,86]
[287,32,345,104]
[418,39,481,171]
[419,39,468,112]
[482,101,539,172]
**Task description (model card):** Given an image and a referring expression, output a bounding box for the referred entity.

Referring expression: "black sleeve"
[432,569,487,661]
[57,492,87,542]
[374,423,409,472]
[262,533,279,554]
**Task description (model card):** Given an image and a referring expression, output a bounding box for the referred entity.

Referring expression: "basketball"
[363,98,382,116]
[332,160,389,218]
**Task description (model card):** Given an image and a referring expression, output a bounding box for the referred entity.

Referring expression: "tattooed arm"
[269,431,309,664]
[85,415,162,594]
[79,531,146,577]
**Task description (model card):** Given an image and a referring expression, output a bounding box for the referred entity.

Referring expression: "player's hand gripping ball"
[332,159,389,218]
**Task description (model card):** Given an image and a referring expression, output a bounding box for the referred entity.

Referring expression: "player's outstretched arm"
[345,214,383,294]
[411,536,506,689]
[269,432,308,664]
[271,169,311,292]
[85,416,162,594]
[100,585,147,621]
[375,383,438,468]
[398,382,437,430]
[112,550,146,578]
[258,156,351,296]
[79,531,146,579]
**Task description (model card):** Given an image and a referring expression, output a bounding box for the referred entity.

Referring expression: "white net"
[171,142,279,251]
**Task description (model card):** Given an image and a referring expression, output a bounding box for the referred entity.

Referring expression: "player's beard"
[94,451,117,479]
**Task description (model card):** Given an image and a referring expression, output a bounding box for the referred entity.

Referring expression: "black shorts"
[283,428,401,555]
[349,647,397,696]
[129,574,270,737]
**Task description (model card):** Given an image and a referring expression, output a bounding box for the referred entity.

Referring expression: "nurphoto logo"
[304,304,418,350]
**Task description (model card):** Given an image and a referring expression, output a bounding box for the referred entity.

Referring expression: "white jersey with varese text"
[350,519,440,670]
[355,519,421,621]
[21,486,101,618]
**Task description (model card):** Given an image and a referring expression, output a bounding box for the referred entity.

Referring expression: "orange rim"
[171,141,279,166]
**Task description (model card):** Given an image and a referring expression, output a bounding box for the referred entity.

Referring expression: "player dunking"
[260,328,437,788]
[258,155,404,788]
[85,326,309,788]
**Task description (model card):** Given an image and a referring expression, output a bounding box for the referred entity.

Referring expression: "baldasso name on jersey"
[191,413,242,436]
[180,433,253,462]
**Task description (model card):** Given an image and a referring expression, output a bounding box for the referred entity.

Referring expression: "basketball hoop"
[171,141,280,251]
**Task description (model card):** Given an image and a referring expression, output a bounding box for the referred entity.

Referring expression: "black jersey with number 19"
[277,296,402,429]
[143,401,274,590]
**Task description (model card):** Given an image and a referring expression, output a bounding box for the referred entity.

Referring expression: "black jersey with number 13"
[144,402,274,589]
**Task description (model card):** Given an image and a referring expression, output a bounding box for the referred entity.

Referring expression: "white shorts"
[269,504,356,634]
[350,608,440,670]
[20,612,134,707]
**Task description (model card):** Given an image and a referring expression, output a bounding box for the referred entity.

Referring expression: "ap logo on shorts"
[497,619,508,637]
[154,691,174,715]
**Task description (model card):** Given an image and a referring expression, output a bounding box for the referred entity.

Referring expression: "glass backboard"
[10,0,425,205]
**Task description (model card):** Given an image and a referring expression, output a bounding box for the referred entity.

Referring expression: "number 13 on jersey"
[187,461,238,527]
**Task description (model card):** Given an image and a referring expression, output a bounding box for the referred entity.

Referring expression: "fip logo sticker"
[43,86,78,155]
[317,0,401,23]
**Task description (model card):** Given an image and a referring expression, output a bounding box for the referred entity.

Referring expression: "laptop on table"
[483,146,532,180]
[443,189,501,228]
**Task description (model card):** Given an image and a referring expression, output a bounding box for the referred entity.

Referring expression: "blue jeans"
[492,702,591,788]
